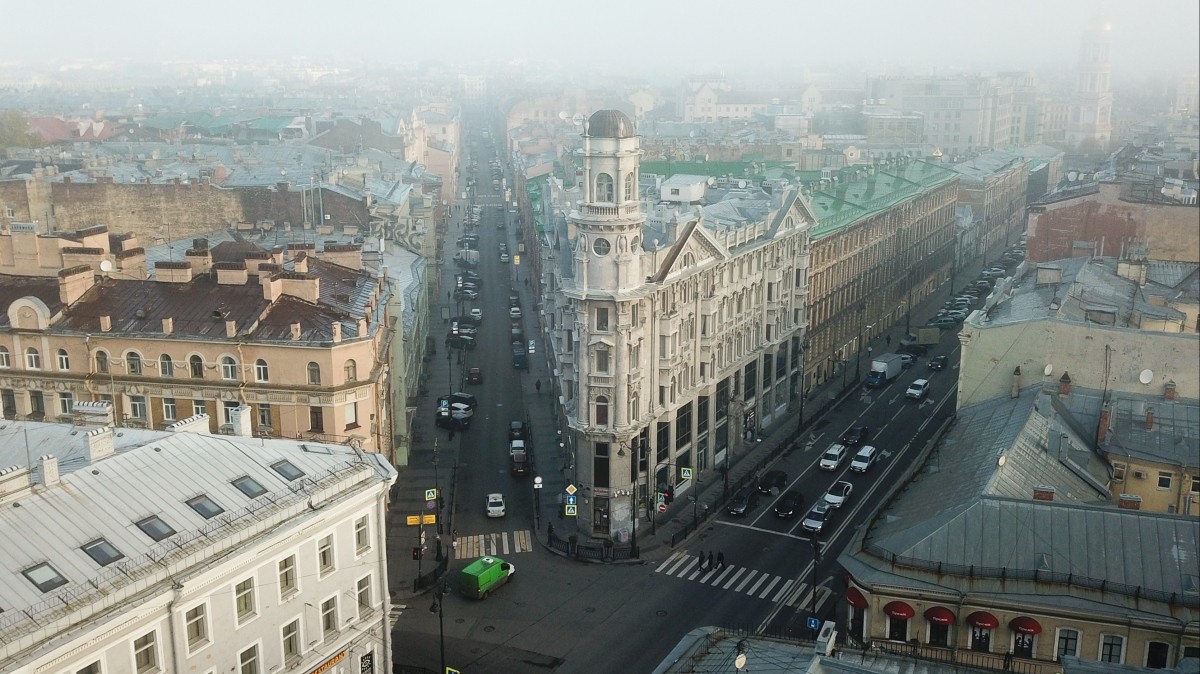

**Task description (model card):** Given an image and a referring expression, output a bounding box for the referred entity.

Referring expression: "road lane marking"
[757,576,782,599]
[747,574,768,596]
[772,579,795,602]
[656,550,687,573]
[722,567,747,589]
[710,566,735,585]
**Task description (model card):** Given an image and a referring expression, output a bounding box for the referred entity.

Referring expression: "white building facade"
[544,110,813,541]
[0,408,396,674]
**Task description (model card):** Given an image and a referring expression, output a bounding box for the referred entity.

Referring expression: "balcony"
[577,203,642,220]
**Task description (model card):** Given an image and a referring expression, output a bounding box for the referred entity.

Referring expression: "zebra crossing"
[654,550,807,603]
[453,529,535,559]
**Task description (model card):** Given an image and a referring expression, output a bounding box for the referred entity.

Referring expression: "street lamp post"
[810,536,822,638]
[430,581,448,673]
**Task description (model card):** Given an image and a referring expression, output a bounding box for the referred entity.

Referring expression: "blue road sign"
[807,617,820,630]
[565,495,577,505]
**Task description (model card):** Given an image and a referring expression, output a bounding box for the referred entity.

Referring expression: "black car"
[757,470,788,495]
[928,355,949,370]
[774,490,804,518]
[453,314,482,326]
[508,420,528,441]
[727,487,758,516]
[898,343,927,357]
[840,425,870,447]
[446,334,477,350]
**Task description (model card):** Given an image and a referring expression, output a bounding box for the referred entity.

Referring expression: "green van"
[459,556,516,599]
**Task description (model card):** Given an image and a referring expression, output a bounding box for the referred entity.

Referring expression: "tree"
[0,110,48,149]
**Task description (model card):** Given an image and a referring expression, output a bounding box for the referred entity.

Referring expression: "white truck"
[865,353,904,388]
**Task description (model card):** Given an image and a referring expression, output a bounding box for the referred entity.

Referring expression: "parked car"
[897,353,915,368]
[510,307,522,319]
[819,444,849,470]
[446,334,477,351]
[774,490,804,518]
[971,280,994,291]
[727,487,759,515]
[928,355,949,371]
[508,420,528,441]
[467,367,484,384]
[822,480,854,508]
[454,289,479,301]
[454,314,482,326]
[486,493,506,518]
[927,317,958,329]
[470,308,483,321]
[449,402,474,423]
[757,470,788,495]
[849,446,878,472]
[840,426,870,447]
[802,503,831,534]
[898,343,927,357]
[510,453,530,476]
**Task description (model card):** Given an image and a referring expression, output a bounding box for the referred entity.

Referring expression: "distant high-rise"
[1066,20,1114,150]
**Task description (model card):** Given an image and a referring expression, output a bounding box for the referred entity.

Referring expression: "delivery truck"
[459,556,516,599]
[865,353,905,388]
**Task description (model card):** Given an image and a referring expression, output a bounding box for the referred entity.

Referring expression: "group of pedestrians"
[697,550,726,571]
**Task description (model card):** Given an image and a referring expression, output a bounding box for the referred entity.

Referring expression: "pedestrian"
[717,552,725,569]
[698,550,706,570]
[1002,652,1013,670]
[535,379,542,395]
[525,278,529,288]
[707,552,714,571]
[886,334,891,346]
[447,290,451,301]
[448,427,455,440]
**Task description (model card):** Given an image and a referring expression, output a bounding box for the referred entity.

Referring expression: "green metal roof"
[248,116,296,133]
[808,160,959,239]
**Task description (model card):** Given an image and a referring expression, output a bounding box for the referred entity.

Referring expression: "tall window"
[596,173,614,202]
[282,619,301,660]
[185,604,208,650]
[355,515,370,553]
[279,555,298,598]
[257,404,272,430]
[1056,628,1079,661]
[95,350,109,373]
[321,597,338,639]
[309,406,324,432]
[126,352,142,374]
[344,359,358,382]
[254,359,269,382]
[1146,641,1171,669]
[58,393,74,416]
[596,349,610,373]
[192,400,206,417]
[595,395,610,426]
[189,355,203,378]
[234,577,256,622]
[133,631,159,674]
[221,356,238,380]
[345,401,359,429]
[1101,634,1124,663]
[130,395,147,420]
[318,535,335,575]
[57,349,70,370]
[163,398,177,421]
[596,307,610,331]
[0,346,9,368]
[25,347,41,370]
[239,645,260,674]
[307,362,321,385]
[623,172,635,202]
[159,354,174,377]
[356,575,372,616]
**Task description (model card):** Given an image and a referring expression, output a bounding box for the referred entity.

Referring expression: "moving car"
[927,317,958,329]
[454,289,479,301]
[819,444,848,471]
[510,453,529,477]
[470,308,483,321]
[509,440,527,458]
[727,487,758,516]
[486,493,506,518]
[508,420,528,441]
[757,470,788,495]
[802,503,831,534]
[774,490,803,518]
[449,402,473,424]
[898,353,915,368]
[897,344,927,357]
[822,480,853,508]
[446,334,477,351]
[849,446,878,473]
[459,556,515,599]
[928,355,948,371]
[906,379,931,400]
[467,367,484,384]
[840,426,870,447]
[499,253,510,263]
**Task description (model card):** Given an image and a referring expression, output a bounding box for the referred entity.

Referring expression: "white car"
[527,340,536,354]
[906,379,931,400]
[499,253,510,263]
[470,308,483,321]
[822,480,853,509]
[849,446,878,472]
[819,444,848,470]
[509,439,526,457]
[449,402,473,421]
[510,307,522,319]
[486,493,506,518]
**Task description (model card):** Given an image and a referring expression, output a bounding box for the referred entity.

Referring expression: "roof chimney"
[154,260,194,283]
[1058,371,1071,396]
[162,317,173,334]
[214,261,249,285]
[100,315,112,332]
[290,322,302,340]
[1164,381,1177,401]
[1011,366,1021,399]
[1097,406,1111,444]
[58,265,96,306]
[1032,485,1055,501]
[86,426,115,462]
[1117,494,1142,510]
[1145,406,1154,430]
[39,455,60,487]
[331,322,342,343]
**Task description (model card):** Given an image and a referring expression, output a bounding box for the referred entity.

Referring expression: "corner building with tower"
[542,110,813,541]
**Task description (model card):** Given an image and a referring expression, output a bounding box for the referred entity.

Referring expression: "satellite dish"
[571,113,585,126]
[735,654,747,670]
[1139,369,1154,385]
[1043,363,1053,376]
[99,260,114,273]
[558,111,569,121]
[1067,170,1079,182]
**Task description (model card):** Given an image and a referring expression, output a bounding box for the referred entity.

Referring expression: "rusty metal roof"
[58,277,270,339]
[0,276,64,329]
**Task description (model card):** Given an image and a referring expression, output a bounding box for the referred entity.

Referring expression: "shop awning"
[883,600,915,620]
[1009,616,1043,634]
[966,611,999,629]
[846,587,868,609]
[924,606,956,625]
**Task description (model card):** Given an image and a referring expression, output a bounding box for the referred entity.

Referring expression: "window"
[82,538,124,566]
[318,535,335,575]
[596,307,610,331]
[344,359,358,382]
[76,663,101,674]
[321,597,338,638]
[57,348,70,370]
[676,402,692,448]
[595,395,609,426]
[278,555,298,597]
[238,645,260,674]
[185,604,208,650]
[596,173,614,202]
[282,619,301,660]
[127,352,142,374]
[234,577,256,622]
[189,355,203,378]
[130,395,147,420]
[596,349,610,373]
[222,400,238,424]
[345,401,359,429]
[232,475,266,498]
[221,356,237,380]
[1100,634,1125,663]
[888,615,908,641]
[272,460,305,481]
[592,237,611,255]
[254,359,269,382]
[1056,628,1079,660]
[96,350,109,373]
[192,400,206,417]
[357,575,372,615]
[624,172,634,201]
[186,494,224,519]
[136,515,176,541]
[162,398,177,420]
[22,562,67,592]
[25,347,41,370]
[58,392,74,416]
[1192,475,1200,494]
[256,404,272,430]
[159,355,173,377]
[929,621,950,647]
[133,631,159,674]
[307,362,321,385]
[0,346,9,368]
[355,515,370,553]
[1146,641,1170,669]
[309,406,324,432]
[1158,472,1172,490]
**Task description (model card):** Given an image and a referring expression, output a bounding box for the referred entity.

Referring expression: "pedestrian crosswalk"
[453,530,535,559]
[654,550,806,603]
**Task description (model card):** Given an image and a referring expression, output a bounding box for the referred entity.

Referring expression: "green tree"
[0,109,48,148]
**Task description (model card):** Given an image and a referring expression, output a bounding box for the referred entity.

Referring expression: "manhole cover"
[484,625,496,632]
[656,610,668,617]
[455,618,465,624]
[585,607,596,613]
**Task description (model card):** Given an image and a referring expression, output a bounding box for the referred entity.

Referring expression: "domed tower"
[573,110,646,292]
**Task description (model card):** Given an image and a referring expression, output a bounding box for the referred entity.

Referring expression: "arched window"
[255,359,269,382]
[126,352,142,375]
[160,355,174,377]
[623,172,635,202]
[25,347,41,370]
[57,349,70,371]
[596,173,614,202]
[220,356,238,380]
[595,396,610,426]
[307,362,322,385]
[0,346,9,369]
[344,359,358,383]
[95,351,109,373]
[189,355,204,378]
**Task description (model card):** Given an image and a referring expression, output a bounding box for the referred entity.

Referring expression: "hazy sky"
[6,0,1198,78]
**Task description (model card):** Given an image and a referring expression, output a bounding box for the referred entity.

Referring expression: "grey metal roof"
[1103,395,1200,468]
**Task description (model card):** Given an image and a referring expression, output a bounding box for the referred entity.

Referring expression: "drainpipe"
[376,484,393,671]
[167,582,185,673]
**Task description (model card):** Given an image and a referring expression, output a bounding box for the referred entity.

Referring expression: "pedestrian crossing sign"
[565,504,578,516]
[425,488,438,501]
[680,467,693,480]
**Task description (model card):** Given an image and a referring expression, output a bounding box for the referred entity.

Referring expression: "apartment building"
[539,110,814,540]
[0,409,396,673]
[949,151,1030,261]
[867,76,1017,156]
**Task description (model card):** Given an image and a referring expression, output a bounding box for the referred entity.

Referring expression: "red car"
[467,367,483,384]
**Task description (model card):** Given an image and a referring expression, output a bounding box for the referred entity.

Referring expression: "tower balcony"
[573,203,643,223]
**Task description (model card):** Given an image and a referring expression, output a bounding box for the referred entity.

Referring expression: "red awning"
[1009,616,1043,634]
[883,600,915,620]
[966,611,999,629]
[846,587,869,609]
[924,606,956,625]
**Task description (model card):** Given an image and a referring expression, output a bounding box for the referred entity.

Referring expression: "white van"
[819,444,848,471]
[850,446,878,472]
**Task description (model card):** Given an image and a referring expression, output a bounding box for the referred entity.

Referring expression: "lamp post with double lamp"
[809,536,822,638]
[429,581,449,674]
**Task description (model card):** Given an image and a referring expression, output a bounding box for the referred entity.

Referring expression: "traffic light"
[412,546,422,560]
[664,487,674,505]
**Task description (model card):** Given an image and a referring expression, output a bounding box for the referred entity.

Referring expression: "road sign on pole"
[680,467,693,480]
[425,488,438,501]
[658,503,667,513]
[807,616,820,631]
[565,504,578,516]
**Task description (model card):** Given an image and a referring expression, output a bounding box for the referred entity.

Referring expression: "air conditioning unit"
[1133,470,1147,480]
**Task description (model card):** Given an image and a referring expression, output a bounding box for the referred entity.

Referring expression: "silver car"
[822,481,853,508]
[802,503,831,534]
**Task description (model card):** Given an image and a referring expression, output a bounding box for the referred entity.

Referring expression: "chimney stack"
[1032,485,1055,501]
[1058,371,1072,396]
[1097,406,1111,443]
[331,322,342,343]
[1011,366,1021,399]
[1145,406,1155,430]
[39,455,60,487]
[85,426,116,462]
[1117,494,1142,510]
[1164,381,1177,401]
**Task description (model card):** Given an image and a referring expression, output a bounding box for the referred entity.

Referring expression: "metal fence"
[547,529,636,562]
[873,640,1044,674]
